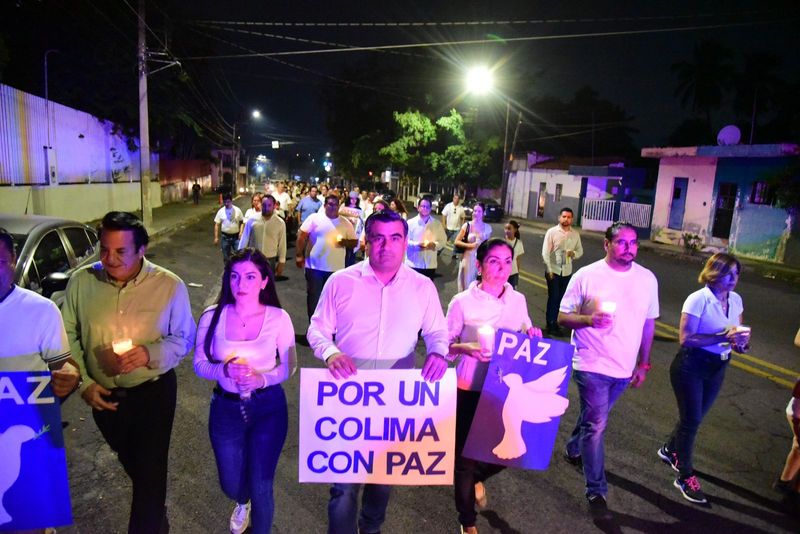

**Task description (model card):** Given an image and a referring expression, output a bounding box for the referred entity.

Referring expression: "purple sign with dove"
[462,329,573,470]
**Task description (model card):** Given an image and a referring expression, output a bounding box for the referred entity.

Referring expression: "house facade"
[642,143,799,264]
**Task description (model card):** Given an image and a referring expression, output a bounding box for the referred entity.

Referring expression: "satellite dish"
[717,125,741,146]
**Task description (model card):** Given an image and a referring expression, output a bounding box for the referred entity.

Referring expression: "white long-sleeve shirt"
[542,225,583,276]
[446,281,533,391]
[307,261,449,369]
[194,305,297,392]
[405,215,447,269]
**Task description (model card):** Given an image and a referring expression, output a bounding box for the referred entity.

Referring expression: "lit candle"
[477,325,496,356]
[423,239,430,248]
[599,301,617,314]
[112,338,133,355]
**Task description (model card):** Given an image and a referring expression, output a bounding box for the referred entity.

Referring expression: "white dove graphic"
[492,366,570,460]
[0,425,38,525]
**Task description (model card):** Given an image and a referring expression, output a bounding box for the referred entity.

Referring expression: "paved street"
[58,203,800,533]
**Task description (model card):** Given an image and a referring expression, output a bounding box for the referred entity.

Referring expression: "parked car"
[463,198,505,222]
[0,214,99,305]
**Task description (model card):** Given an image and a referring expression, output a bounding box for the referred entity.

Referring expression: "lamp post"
[465,66,520,213]
[231,109,262,193]
[43,49,60,150]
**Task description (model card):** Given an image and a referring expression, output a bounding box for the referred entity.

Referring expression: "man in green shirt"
[62,212,195,534]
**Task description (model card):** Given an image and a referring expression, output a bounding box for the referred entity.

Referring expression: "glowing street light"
[465,66,494,95]
[252,109,261,119]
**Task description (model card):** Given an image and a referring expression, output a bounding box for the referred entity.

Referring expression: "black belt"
[213,384,273,401]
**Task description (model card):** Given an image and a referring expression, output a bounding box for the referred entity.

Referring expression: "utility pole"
[138,0,153,229]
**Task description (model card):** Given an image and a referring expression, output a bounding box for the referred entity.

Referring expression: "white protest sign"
[299,368,456,485]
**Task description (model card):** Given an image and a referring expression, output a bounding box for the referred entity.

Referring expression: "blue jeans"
[328,483,392,534]
[220,232,239,262]
[305,268,334,319]
[566,370,631,496]
[665,347,728,477]
[209,386,288,534]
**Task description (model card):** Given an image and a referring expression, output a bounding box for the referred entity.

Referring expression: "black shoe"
[563,450,582,468]
[657,445,679,473]
[773,478,793,495]
[674,475,708,504]
[586,493,612,520]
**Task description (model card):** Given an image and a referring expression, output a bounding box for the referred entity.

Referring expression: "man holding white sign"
[558,222,658,520]
[307,209,450,534]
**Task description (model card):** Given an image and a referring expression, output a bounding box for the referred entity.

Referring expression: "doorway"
[711,182,737,239]
[668,177,688,230]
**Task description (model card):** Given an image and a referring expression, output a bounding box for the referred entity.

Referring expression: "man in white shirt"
[557,222,658,520]
[406,196,447,280]
[273,182,292,219]
[0,228,80,398]
[247,194,287,276]
[542,207,583,336]
[214,194,244,262]
[296,194,357,319]
[307,209,449,534]
[441,194,466,258]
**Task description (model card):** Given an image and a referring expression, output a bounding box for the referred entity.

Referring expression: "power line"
[186,9,791,28]
[178,17,796,60]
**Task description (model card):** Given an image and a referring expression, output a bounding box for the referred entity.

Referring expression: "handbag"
[454,222,470,253]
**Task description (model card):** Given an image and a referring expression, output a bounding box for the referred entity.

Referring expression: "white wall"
[650,156,717,243]
[0,182,162,221]
[506,168,573,218]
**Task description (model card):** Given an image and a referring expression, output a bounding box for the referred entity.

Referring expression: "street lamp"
[464,65,519,212]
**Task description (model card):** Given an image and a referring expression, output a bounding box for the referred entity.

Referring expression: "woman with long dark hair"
[455,202,492,292]
[657,252,749,505]
[446,238,542,534]
[194,248,297,534]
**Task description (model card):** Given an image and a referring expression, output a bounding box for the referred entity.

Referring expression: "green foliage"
[767,162,800,214]
[379,111,437,166]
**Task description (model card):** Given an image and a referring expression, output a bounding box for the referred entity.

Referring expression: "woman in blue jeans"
[658,252,750,505]
[195,249,297,533]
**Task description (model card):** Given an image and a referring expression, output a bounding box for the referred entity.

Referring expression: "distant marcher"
[445,238,541,534]
[405,196,447,280]
[307,209,449,534]
[0,228,81,398]
[62,211,196,533]
[295,186,322,225]
[273,182,291,220]
[389,198,408,219]
[295,194,357,319]
[657,253,750,504]
[775,327,800,510]
[558,221,658,519]
[238,193,264,250]
[195,249,297,534]
[339,192,364,267]
[215,194,244,262]
[542,208,583,336]
[504,220,524,289]
[359,200,390,256]
[247,195,287,277]
[455,202,492,292]
[192,181,202,205]
[442,194,467,258]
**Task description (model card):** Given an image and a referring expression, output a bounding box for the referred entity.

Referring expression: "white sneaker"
[230,501,251,534]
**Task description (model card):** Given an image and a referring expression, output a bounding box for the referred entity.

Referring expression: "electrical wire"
[179,17,796,60]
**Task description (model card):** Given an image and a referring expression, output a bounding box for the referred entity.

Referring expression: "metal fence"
[582,198,615,223]
[619,201,653,228]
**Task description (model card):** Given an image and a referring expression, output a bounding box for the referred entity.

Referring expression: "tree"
[671,40,735,138]
[430,109,500,188]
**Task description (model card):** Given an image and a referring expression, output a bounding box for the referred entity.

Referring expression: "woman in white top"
[238,193,264,250]
[455,202,492,292]
[339,192,364,266]
[194,248,297,534]
[503,220,524,289]
[658,253,749,505]
[445,238,542,534]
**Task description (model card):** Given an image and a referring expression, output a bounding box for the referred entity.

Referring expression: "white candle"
[336,234,343,242]
[112,338,133,355]
[477,325,495,355]
[599,301,617,314]
[736,325,751,333]
[423,239,430,248]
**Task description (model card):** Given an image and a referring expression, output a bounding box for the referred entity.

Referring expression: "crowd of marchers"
[1,183,799,534]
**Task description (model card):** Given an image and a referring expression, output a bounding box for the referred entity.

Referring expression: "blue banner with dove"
[0,371,72,531]
[462,329,573,469]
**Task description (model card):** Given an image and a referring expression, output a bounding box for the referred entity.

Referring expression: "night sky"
[1,0,797,161]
